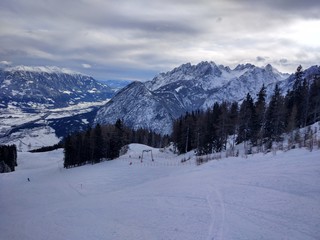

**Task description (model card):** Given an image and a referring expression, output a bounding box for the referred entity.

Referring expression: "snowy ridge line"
[3,65,85,76]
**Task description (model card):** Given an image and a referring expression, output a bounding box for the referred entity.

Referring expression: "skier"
[27,178,30,182]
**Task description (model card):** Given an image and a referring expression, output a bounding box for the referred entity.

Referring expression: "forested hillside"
[172,66,320,154]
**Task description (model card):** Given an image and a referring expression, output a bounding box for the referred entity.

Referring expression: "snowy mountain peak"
[265,63,273,70]
[264,63,283,75]
[234,63,256,71]
[3,65,84,76]
[195,61,222,77]
[95,60,300,134]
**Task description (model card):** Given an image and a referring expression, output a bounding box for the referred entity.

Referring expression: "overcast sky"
[0,0,319,81]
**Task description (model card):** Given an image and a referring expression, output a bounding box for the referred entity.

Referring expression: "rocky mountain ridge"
[0,65,114,110]
[0,66,114,149]
[95,61,319,134]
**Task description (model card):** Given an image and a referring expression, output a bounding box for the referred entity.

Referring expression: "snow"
[4,65,84,76]
[0,100,110,148]
[1,145,319,240]
[4,126,60,152]
[88,88,97,93]
[62,90,72,95]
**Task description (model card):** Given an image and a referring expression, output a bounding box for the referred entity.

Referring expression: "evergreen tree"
[172,119,184,153]
[291,65,310,128]
[217,102,229,151]
[83,128,93,164]
[227,102,239,150]
[0,145,17,172]
[264,84,286,144]
[308,75,320,124]
[293,65,303,91]
[227,102,239,136]
[108,119,128,159]
[284,88,297,132]
[253,85,266,146]
[237,93,255,144]
[64,135,74,168]
[300,79,310,127]
[93,124,105,163]
[211,102,223,152]
[197,110,213,155]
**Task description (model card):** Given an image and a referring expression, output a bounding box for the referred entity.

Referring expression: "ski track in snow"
[206,186,225,240]
[1,145,320,240]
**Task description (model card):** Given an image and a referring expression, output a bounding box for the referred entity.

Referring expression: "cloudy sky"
[0,0,319,81]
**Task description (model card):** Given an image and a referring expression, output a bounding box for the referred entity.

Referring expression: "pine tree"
[293,65,303,91]
[227,102,239,136]
[0,145,17,172]
[64,135,74,168]
[83,128,93,164]
[237,93,255,144]
[264,84,286,145]
[212,102,224,152]
[75,133,84,166]
[227,102,239,151]
[308,75,320,124]
[197,110,213,155]
[172,118,184,153]
[253,85,266,146]
[108,119,128,159]
[93,124,104,163]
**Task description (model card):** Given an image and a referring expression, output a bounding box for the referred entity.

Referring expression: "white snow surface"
[0,145,319,240]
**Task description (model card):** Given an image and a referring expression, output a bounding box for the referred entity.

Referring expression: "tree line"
[0,145,17,173]
[172,66,320,155]
[64,66,320,167]
[64,119,170,168]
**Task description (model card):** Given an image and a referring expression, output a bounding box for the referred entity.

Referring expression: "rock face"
[95,61,319,135]
[0,66,114,110]
[95,81,183,134]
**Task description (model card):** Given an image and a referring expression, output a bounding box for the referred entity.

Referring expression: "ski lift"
[141,149,154,162]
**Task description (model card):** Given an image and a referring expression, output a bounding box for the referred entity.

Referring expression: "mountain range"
[0,66,114,110]
[0,66,116,150]
[95,61,320,134]
[1,62,319,148]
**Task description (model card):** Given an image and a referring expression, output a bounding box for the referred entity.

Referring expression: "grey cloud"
[256,56,266,62]
[0,0,319,80]
[230,0,320,16]
[279,58,288,64]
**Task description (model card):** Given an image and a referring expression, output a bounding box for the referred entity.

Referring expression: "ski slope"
[0,144,320,240]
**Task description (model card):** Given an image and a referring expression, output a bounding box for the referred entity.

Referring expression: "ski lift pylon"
[141,149,154,162]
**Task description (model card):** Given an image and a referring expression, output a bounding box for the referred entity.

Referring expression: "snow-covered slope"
[95,62,319,134]
[0,65,114,109]
[0,145,319,240]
